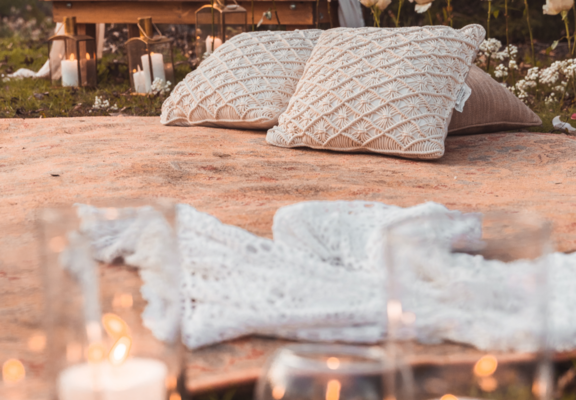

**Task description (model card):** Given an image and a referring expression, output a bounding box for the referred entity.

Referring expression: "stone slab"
[1,117,575,397]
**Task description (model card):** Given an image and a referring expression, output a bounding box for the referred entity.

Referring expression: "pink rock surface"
[1,116,575,396]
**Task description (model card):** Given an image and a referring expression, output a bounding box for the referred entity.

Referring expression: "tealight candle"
[205,36,222,55]
[58,358,167,400]
[61,54,79,87]
[132,66,148,94]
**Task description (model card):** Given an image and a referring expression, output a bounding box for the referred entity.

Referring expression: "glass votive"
[256,344,398,400]
[39,200,183,400]
[384,211,552,400]
[0,220,49,400]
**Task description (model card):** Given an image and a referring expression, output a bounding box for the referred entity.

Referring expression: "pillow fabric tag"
[455,83,472,113]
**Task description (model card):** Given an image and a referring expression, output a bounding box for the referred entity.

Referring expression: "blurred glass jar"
[385,211,553,400]
[256,344,400,400]
[39,200,183,400]
[0,220,49,400]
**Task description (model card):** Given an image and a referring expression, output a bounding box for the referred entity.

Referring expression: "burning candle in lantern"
[132,66,148,94]
[57,314,169,400]
[80,53,96,87]
[61,53,79,87]
[205,36,222,55]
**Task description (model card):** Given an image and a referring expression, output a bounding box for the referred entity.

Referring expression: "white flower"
[494,64,509,78]
[409,0,434,13]
[360,0,377,7]
[375,0,391,10]
[93,96,110,109]
[151,78,172,95]
[543,0,574,15]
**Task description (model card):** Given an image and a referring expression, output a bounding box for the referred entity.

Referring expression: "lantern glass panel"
[148,42,175,86]
[79,39,97,87]
[223,6,247,42]
[50,37,97,88]
[40,200,183,400]
[195,6,224,60]
[127,39,174,94]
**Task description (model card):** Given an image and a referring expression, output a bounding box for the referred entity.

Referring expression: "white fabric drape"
[338,0,365,27]
[75,201,576,352]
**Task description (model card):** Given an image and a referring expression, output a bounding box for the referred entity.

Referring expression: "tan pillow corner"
[448,65,542,135]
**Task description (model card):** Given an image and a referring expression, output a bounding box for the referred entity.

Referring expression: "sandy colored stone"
[1,116,576,397]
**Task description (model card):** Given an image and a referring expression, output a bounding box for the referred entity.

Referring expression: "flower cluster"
[151,78,172,95]
[477,37,576,108]
[93,96,118,110]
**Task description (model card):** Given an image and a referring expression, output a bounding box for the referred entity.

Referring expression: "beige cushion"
[161,30,323,129]
[448,65,542,135]
[266,25,485,160]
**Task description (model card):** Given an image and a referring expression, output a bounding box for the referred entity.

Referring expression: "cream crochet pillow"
[266,25,485,159]
[161,30,323,129]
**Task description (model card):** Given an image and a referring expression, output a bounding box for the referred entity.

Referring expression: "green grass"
[0,35,193,118]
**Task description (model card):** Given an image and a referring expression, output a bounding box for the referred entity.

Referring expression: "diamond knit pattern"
[161,30,323,129]
[266,25,485,159]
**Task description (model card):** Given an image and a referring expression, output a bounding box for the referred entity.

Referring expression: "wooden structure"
[42,0,338,33]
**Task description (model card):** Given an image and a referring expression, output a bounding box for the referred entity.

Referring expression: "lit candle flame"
[440,395,458,400]
[69,53,76,61]
[109,336,132,365]
[326,357,340,370]
[86,53,91,60]
[478,376,498,392]
[102,313,130,340]
[473,355,498,377]
[272,386,286,400]
[2,359,25,384]
[325,380,341,400]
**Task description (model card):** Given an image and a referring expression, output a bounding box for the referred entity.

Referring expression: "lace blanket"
[76,201,576,352]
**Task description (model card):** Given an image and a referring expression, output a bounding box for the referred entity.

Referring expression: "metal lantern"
[48,16,97,88]
[126,17,175,94]
[195,2,247,61]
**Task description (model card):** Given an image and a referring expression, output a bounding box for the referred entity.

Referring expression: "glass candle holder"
[256,344,399,400]
[384,212,552,400]
[48,17,97,88]
[39,200,183,400]
[126,18,175,94]
[0,220,49,400]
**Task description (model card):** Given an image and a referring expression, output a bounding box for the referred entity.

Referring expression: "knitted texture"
[266,25,485,159]
[161,30,323,129]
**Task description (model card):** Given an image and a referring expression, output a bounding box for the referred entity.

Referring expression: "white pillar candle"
[132,69,147,94]
[58,358,167,400]
[141,53,166,87]
[205,36,222,55]
[61,55,79,87]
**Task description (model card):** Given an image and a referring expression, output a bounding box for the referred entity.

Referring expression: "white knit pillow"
[266,25,485,159]
[161,30,323,129]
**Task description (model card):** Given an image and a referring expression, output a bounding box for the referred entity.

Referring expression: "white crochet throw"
[77,201,576,353]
